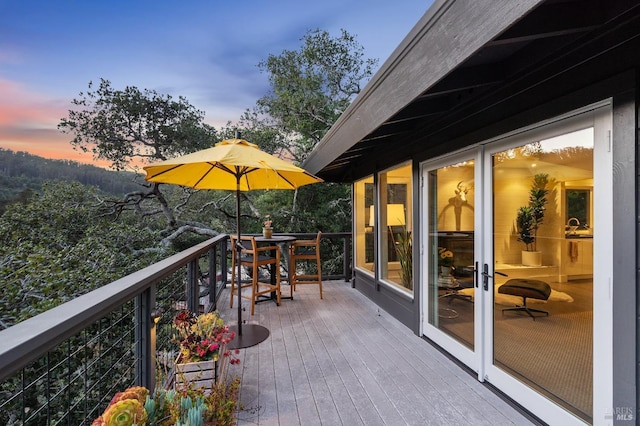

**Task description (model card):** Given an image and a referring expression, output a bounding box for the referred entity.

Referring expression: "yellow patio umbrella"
[144,136,323,348]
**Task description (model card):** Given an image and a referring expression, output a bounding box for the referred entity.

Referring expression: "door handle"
[481,263,508,291]
[475,261,479,288]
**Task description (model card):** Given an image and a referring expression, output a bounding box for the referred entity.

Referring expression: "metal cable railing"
[0,235,229,425]
[0,232,351,425]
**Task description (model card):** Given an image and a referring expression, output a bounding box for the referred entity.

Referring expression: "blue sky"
[0,0,432,165]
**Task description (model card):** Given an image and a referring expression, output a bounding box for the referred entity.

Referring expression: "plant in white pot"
[516,173,549,266]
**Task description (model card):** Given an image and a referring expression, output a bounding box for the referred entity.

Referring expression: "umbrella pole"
[228,178,269,349]
[236,184,242,335]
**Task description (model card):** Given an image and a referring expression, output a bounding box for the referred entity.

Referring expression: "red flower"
[172,310,240,364]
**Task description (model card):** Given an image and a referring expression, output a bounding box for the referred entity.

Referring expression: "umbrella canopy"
[143,138,322,191]
[143,137,322,349]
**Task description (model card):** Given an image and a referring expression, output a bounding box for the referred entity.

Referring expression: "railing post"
[187,260,199,313]
[135,285,156,391]
[209,247,216,310]
[343,235,352,281]
[222,237,229,287]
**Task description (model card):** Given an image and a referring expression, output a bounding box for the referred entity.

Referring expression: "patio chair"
[289,231,322,299]
[229,235,281,315]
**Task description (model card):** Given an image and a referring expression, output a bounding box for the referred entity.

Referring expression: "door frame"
[420,100,612,425]
[480,101,612,425]
[420,147,482,372]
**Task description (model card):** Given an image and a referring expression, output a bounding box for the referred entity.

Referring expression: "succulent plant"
[100,398,148,426]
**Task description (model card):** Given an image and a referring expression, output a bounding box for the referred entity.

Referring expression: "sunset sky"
[0,0,431,168]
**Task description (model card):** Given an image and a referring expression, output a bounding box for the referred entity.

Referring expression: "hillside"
[0,148,143,211]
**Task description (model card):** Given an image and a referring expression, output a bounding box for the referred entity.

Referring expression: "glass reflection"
[492,127,593,421]
[427,160,475,349]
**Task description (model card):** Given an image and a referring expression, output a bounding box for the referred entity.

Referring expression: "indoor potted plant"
[393,227,413,289]
[438,246,454,277]
[516,173,549,266]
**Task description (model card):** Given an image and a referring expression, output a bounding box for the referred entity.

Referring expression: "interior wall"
[436,166,474,232]
[493,171,563,267]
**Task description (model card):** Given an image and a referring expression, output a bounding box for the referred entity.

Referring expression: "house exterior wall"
[349,73,638,423]
[309,1,640,422]
[352,270,416,329]
[611,84,637,421]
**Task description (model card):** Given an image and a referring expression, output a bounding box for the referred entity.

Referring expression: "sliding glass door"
[422,103,612,425]
[423,151,479,369]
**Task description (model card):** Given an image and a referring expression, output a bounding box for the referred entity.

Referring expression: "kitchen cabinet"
[562,238,593,279]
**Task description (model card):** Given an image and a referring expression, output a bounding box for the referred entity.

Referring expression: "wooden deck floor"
[217,280,537,426]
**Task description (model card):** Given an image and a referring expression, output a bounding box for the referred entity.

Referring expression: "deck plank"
[218,280,536,426]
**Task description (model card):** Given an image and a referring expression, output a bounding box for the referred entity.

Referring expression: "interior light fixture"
[369,204,406,227]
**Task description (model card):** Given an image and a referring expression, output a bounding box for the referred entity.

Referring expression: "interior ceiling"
[316,0,640,182]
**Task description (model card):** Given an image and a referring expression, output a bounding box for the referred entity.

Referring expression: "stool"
[498,279,551,320]
[289,232,322,299]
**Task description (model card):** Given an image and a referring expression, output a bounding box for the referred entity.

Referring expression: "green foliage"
[516,206,535,249]
[0,181,162,327]
[236,182,351,236]
[394,229,413,290]
[516,173,549,251]
[242,28,366,242]
[52,28,371,242]
[289,183,351,233]
[96,381,241,426]
[0,148,140,214]
[59,79,217,170]
[256,28,377,164]
[0,26,367,327]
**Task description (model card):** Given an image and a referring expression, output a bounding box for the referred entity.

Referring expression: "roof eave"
[303,0,545,177]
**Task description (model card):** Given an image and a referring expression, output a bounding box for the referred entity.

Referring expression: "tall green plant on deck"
[393,228,413,290]
[516,173,549,251]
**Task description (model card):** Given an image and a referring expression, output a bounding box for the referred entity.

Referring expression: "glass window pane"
[379,163,413,292]
[492,127,593,419]
[427,160,475,349]
[354,176,374,274]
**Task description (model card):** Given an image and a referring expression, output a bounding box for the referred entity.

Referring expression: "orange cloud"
[0,78,111,168]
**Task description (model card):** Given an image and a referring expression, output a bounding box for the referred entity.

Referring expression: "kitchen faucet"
[567,217,580,234]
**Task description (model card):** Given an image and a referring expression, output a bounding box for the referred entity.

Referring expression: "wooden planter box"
[174,359,216,390]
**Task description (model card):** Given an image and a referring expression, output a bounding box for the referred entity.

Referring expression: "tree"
[244,29,373,231]
[59,79,217,170]
[58,80,228,239]
[0,181,162,328]
[255,28,378,164]
[54,28,373,256]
